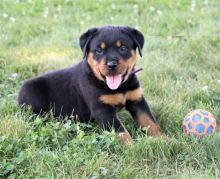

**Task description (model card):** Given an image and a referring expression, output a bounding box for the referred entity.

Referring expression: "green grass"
[0,0,220,178]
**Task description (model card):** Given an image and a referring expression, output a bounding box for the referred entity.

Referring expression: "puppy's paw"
[117,130,132,145]
[146,124,162,136]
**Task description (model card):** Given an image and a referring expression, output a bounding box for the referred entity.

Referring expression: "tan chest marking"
[125,87,143,101]
[100,93,125,106]
[99,87,143,106]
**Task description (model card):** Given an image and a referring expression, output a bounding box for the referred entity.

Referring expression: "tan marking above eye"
[116,40,122,47]
[99,87,143,106]
[100,42,106,49]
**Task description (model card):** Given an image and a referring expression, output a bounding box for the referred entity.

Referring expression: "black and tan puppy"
[18,26,161,143]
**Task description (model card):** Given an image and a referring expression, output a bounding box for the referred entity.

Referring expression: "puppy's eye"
[119,45,128,53]
[95,48,104,55]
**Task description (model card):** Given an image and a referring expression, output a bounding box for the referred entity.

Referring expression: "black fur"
[18,25,158,134]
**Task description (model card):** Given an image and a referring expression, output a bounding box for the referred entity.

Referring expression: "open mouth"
[100,68,128,90]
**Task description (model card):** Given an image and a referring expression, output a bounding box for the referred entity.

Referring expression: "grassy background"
[0,0,220,178]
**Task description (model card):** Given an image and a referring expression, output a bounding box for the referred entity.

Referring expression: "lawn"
[0,0,220,178]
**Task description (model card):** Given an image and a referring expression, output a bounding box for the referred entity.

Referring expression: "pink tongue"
[106,74,122,90]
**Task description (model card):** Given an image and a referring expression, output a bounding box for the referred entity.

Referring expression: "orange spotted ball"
[182,109,217,139]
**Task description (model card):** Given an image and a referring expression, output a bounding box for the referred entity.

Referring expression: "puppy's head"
[80,26,144,90]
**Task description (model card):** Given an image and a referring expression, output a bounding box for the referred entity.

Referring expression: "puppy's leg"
[126,97,161,136]
[91,105,132,144]
[18,77,49,115]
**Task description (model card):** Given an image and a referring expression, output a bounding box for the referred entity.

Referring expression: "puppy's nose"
[107,61,118,70]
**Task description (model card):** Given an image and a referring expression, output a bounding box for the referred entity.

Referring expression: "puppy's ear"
[79,28,98,58]
[123,27,144,57]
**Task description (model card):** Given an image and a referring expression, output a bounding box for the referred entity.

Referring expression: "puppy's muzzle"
[107,61,118,70]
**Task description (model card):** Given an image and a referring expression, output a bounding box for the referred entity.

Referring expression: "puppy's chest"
[99,87,143,106]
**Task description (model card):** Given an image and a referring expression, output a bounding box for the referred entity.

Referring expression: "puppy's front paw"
[147,124,162,136]
[117,130,132,145]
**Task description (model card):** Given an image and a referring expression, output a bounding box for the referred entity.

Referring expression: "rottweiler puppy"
[18,26,161,143]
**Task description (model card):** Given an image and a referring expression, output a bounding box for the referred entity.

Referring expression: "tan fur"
[87,49,137,84]
[125,87,143,101]
[136,113,162,136]
[87,52,105,81]
[99,93,125,106]
[117,59,128,75]
[105,49,137,81]
[99,87,143,106]
[87,52,125,81]
[100,42,106,49]
[116,40,122,47]
[123,50,137,81]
